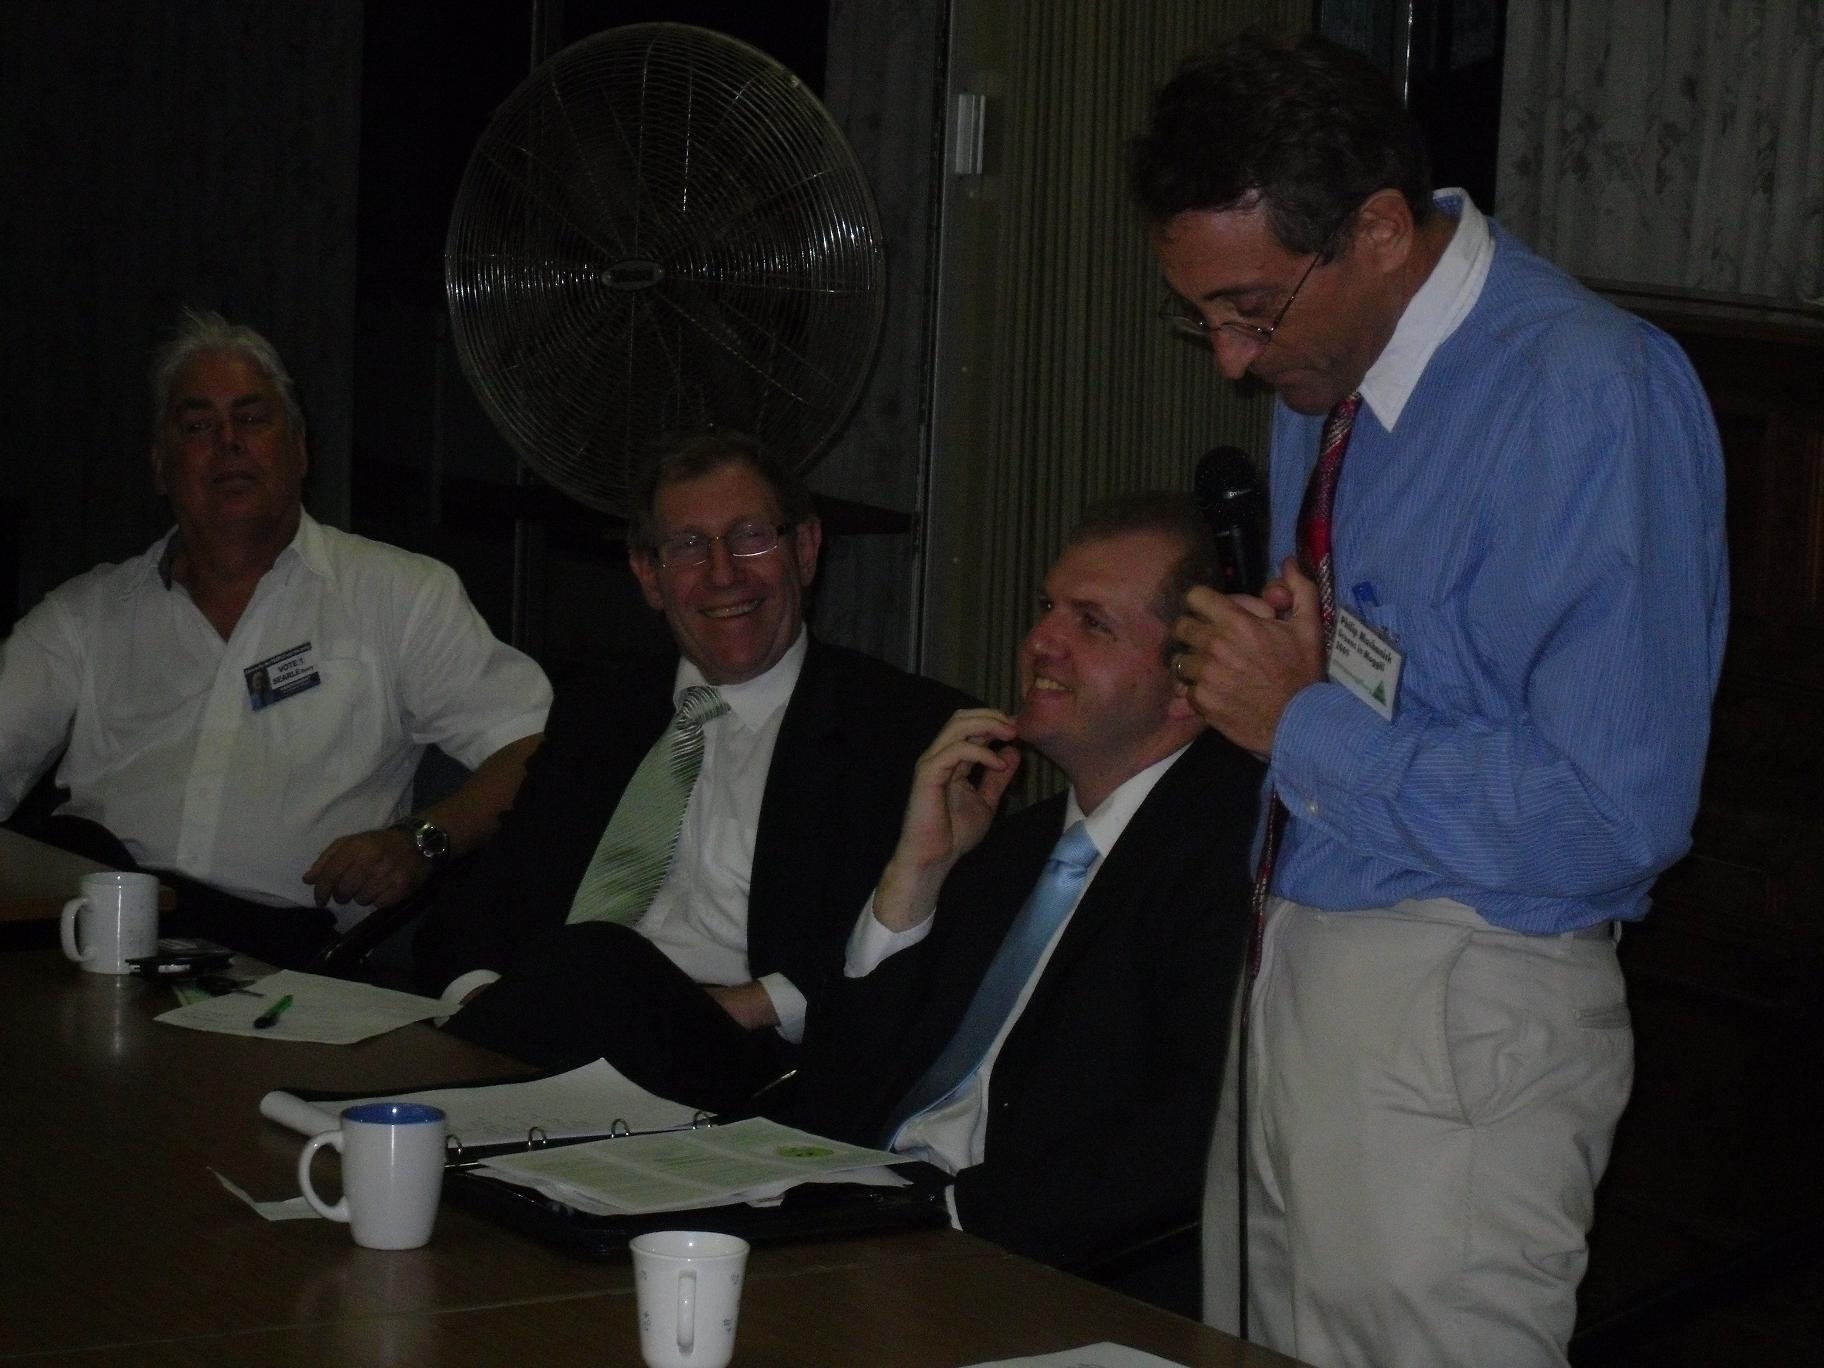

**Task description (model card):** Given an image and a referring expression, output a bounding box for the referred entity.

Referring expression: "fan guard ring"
[446,23,886,515]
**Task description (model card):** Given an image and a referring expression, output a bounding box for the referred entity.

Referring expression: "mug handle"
[677,1267,697,1354]
[60,898,93,964]
[298,1131,351,1223]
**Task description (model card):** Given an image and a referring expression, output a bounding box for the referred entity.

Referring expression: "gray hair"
[148,309,304,436]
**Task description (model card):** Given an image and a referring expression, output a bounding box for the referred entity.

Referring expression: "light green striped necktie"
[566,684,730,926]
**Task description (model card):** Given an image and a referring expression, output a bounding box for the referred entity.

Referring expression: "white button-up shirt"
[0,513,550,925]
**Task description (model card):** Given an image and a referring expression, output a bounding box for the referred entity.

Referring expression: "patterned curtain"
[1497,0,1824,303]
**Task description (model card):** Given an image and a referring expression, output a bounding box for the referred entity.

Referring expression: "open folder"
[263,1059,948,1256]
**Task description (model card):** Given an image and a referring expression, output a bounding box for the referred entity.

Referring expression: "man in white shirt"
[0,310,550,966]
[792,494,1262,1270]
[416,430,971,1114]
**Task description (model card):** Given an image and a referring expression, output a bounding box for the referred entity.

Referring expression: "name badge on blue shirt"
[245,642,321,712]
[1328,608,1402,721]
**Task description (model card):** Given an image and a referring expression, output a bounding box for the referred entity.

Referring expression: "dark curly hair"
[1129,29,1433,257]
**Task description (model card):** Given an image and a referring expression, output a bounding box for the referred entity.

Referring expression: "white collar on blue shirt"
[1360,188,1495,432]
[673,626,808,733]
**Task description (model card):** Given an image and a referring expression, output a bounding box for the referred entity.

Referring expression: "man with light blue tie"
[793,494,1262,1270]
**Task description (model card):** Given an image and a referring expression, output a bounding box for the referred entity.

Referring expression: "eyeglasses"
[1158,251,1323,351]
[172,407,279,441]
[652,521,792,569]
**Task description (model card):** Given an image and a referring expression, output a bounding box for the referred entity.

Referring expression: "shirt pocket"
[258,648,395,791]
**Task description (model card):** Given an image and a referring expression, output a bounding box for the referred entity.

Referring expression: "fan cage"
[446,23,886,515]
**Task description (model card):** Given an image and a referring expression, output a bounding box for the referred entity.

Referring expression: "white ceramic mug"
[297,1102,447,1249]
[630,1230,749,1368]
[60,872,159,974]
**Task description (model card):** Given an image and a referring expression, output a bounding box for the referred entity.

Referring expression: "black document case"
[277,1073,950,1259]
[444,1160,949,1259]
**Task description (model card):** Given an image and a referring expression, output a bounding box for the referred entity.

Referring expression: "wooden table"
[0,826,175,924]
[0,949,1299,1367]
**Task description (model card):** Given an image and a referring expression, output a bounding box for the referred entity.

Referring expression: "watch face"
[414,822,451,860]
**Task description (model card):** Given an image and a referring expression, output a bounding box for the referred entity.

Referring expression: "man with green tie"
[413,429,970,1113]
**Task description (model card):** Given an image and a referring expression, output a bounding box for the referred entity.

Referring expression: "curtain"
[921,0,1304,721]
[1497,0,1824,302]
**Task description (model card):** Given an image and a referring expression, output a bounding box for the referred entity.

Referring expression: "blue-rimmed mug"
[297,1102,446,1249]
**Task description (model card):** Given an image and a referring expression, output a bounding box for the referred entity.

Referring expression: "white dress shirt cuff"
[845,891,935,978]
[759,972,807,1044]
[442,968,501,1010]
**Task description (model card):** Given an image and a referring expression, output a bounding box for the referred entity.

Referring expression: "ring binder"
[260,1058,707,1153]
[259,1060,942,1258]
[445,1112,717,1170]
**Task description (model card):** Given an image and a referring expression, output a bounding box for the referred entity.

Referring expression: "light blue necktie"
[566,685,728,926]
[881,820,1099,1148]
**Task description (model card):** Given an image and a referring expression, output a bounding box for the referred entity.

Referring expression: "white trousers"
[1202,898,1633,1368]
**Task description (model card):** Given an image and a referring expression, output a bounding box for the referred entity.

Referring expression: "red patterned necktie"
[1245,392,1362,977]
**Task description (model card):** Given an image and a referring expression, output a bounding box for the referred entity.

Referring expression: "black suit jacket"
[793,730,1263,1268]
[413,638,974,1013]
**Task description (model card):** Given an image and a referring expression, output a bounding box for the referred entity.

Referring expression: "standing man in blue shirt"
[1131,30,1727,1368]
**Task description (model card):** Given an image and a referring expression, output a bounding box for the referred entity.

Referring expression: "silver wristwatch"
[392,817,451,865]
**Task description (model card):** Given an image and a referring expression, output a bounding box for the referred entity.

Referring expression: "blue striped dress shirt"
[1268,196,1729,933]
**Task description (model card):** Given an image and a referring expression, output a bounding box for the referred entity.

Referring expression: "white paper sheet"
[210,1168,318,1222]
[259,1058,703,1147]
[156,969,443,1044]
[961,1347,1185,1368]
[476,1116,906,1215]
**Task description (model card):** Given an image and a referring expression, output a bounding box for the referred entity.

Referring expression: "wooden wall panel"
[1578,298,1824,1352]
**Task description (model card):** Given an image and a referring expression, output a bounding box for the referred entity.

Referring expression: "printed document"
[260,1058,701,1145]
[477,1116,905,1214]
[157,969,443,1044]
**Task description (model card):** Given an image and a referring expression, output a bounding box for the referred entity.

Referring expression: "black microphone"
[1194,445,1264,595]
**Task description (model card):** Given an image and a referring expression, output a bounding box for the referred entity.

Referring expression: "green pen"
[253,993,294,1030]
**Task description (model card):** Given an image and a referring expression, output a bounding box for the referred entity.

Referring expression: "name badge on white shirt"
[244,641,321,713]
[1328,607,1402,721]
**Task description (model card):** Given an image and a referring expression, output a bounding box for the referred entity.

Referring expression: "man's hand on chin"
[703,981,778,1032]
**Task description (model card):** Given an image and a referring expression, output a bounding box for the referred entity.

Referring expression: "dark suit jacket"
[413,638,974,1013]
[792,730,1263,1268]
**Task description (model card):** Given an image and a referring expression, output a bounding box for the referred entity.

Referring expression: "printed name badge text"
[1327,607,1402,721]
[244,642,322,712]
